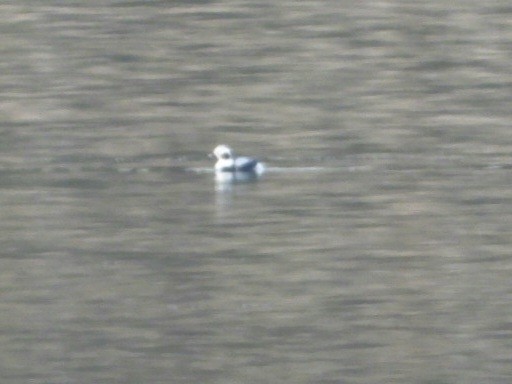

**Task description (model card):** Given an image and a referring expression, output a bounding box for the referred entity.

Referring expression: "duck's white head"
[211,144,235,171]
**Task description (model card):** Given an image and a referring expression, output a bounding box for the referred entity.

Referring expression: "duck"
[210,145,262,173]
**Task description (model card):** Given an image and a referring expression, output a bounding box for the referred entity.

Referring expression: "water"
[1,1,512,383]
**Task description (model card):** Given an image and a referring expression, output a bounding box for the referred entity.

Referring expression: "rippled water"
[1,1,512,383]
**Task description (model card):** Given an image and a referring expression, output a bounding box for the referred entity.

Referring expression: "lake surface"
[1,1,512,383]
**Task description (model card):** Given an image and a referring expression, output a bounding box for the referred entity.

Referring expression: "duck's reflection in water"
[214,171,260,191]
[214,171,262,220]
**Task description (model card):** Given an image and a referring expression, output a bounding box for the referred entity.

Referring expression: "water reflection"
[214,169,262,190]
[214,170,263,221]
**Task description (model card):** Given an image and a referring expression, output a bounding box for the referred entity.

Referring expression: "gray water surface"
[1,1,512,384]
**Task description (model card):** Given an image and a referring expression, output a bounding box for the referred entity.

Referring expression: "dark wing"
[235,157,258,172]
